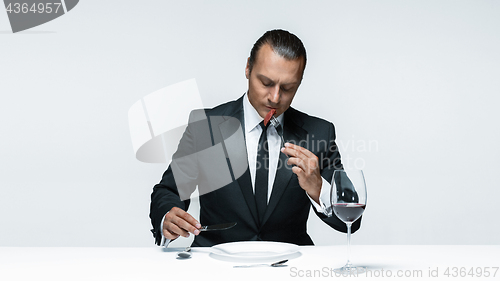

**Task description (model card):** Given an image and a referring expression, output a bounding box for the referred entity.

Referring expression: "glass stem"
[346,222,352,268]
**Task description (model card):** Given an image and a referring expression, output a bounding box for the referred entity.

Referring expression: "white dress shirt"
[242,93,332,213]
[160,93,332,247]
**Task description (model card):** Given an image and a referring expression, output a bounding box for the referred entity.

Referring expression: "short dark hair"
[248,29,307,74]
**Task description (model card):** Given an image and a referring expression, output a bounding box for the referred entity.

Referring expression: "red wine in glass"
[333,203,366,223]
[330,169,367,274]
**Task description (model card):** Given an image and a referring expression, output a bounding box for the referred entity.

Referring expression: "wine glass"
[330,169,367,274]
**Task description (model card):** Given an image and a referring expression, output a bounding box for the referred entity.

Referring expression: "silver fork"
[269,116,285,148]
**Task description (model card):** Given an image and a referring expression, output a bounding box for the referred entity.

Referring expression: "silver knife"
[199,222,237,231]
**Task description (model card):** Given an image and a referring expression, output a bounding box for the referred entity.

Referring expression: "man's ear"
[245,58,250,79]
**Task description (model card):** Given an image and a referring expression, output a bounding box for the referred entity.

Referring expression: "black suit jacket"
[150,95,361,246]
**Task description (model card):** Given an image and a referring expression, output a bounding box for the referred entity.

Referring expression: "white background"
[0,0,498,247]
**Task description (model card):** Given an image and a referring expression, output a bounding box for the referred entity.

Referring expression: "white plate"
[209,241,301,263]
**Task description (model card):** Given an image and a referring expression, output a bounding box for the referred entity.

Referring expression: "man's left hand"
[281,142,322,204]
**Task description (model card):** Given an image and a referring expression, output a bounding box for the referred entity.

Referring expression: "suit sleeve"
[149,111,202,245]
[314,122,362,234]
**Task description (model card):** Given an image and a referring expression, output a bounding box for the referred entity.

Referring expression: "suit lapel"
[217,97,260,226]
[261,109,307,226]
[214,100,308,228]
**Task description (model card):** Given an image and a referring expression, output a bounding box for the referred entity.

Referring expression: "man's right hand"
[162,207,201,240]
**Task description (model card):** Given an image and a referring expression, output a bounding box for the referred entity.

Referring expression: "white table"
[0,245,498,280]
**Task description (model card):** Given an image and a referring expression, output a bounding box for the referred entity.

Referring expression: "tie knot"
[259,121,268,131]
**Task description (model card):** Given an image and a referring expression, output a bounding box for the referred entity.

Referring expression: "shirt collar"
[243,92,285,133]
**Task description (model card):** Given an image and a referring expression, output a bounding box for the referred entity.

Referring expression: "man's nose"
[269,85,281,104]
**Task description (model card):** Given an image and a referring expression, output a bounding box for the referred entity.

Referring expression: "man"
[150,29,361,247]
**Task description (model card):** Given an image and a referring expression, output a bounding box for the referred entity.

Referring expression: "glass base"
[333,265,366,275]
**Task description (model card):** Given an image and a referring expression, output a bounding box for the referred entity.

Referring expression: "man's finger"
[162,226,180,240]
[170,207,200,227]
[281,143,310,160]
[284,142,316,158]
[291,166,304,176]
[281,144,300,158]
[287,156,306,171]
[171,216,201,236]
[162,216,181,239]
[167,207,201,235]
[167,222,190,238]
[179,209,202,230]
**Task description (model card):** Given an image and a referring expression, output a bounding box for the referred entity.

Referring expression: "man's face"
[246,43,305,119]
